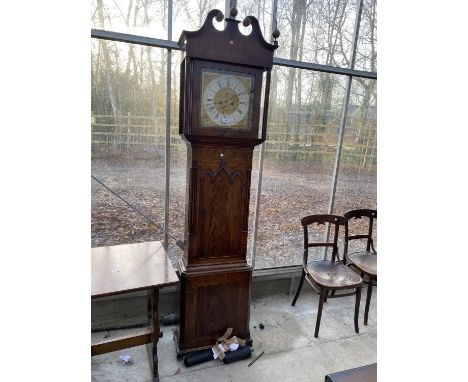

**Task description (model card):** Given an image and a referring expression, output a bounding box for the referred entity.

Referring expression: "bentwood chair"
[343,209,377,326]
[291,215,363,338]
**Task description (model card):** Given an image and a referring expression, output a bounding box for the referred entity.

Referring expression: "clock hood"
[177,9,278,69]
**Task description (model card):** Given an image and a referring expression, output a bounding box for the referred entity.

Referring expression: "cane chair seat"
[347,252,377,277]
[306,260,362,289]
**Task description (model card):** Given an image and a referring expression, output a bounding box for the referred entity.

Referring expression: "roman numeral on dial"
[202,73,252,127]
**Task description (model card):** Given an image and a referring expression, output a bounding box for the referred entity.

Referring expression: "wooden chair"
[291,214,363,338]
[343,209,377,326]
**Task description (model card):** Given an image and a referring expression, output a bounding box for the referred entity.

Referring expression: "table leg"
[148,288,161,382]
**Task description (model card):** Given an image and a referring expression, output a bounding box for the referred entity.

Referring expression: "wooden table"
[91,241,179,382]
[325,363,377,382]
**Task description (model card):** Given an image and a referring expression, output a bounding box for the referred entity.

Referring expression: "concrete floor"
[92,288,376,382]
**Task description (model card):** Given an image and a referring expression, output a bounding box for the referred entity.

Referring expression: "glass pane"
[91,39,167,248]
[355,0,377,72]
[172,0,225,41]
[91,0,168,39]
[254,66,348,269]
[168,50,187,264]
[333,78,377,251]
[237,0,273,40]
[275,0,357,68]
[246,148,260,265]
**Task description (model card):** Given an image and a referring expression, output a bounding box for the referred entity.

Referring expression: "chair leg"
[324,289,328,303]
[314,288,326,338]
[364,276,373,326]
[354,287,361,334]
[292,270,306,306]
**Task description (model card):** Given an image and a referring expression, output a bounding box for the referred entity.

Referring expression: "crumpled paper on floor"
[212,328,247,360]
[119,354,133,364]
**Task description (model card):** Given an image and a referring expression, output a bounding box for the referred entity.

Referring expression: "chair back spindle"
[301,214,346,264]
[344,209,377,255]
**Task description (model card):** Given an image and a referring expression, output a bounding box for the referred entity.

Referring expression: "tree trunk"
[97,0,120,149]
[285,0,308,142]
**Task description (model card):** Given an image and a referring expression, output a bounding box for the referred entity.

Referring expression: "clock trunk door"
[185,146,251,266]
[199,167,243,259]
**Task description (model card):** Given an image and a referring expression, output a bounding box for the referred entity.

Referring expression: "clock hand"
[215,89,254,109]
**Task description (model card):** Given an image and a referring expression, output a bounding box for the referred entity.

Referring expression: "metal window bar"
[164,0,173,250]
[324,0,366,259]
[91,29,376,80]
[250,0,279,270]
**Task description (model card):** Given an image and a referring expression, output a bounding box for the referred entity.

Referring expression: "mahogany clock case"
[176,9,278,356]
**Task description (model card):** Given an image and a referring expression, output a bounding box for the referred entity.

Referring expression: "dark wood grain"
[177,9,276,355]
[178,267,251,352]
[178,10,277,68]
[91,329,151,356]
[183,145,253,267]
[91,241,178,298]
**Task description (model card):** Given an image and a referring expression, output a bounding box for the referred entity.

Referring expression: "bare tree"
[174,0,219,28]
[95,0,121,148]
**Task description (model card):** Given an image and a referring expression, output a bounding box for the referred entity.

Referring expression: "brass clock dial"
[200,69,254,129]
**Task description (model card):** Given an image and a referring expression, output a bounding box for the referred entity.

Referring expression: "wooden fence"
[91,114,376,169]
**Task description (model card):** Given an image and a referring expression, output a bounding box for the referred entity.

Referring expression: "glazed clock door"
[200,69,254,129]
[191,60,263,139]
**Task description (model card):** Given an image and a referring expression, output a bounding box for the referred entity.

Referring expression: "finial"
[229,7,238,18]
[215,11,224,22]
[242,16,251,27]
[272,29,280,39]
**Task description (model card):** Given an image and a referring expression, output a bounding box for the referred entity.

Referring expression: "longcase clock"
[176,8,279,356]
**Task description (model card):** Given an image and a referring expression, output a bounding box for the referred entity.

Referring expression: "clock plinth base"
[177,260,252,354]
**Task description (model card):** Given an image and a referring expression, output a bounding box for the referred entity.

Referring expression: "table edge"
[91,280,179,299]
